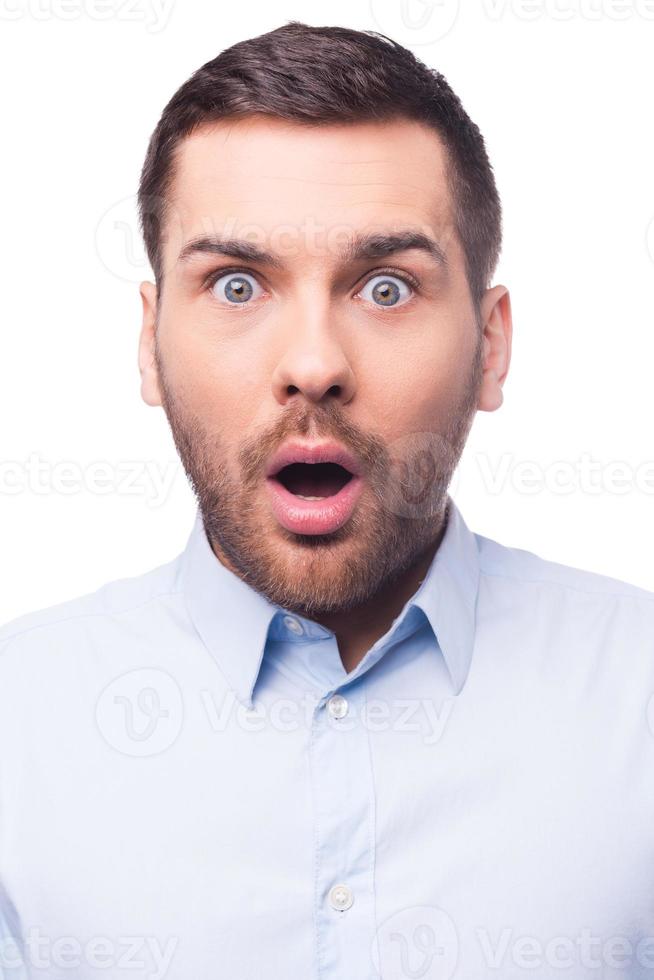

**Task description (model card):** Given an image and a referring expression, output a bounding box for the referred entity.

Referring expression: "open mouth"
[265,460,363,535]
[272,461,354,500]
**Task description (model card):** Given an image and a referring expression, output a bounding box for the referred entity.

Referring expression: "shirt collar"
[179,493,480,709]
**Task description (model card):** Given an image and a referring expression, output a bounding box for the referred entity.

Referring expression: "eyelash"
[202,265,422,306]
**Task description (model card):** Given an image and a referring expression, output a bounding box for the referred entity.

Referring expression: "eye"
[358,272,415,309]
[208,270,264,305]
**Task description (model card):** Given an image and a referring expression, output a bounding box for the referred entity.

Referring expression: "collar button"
[283,615,304,636]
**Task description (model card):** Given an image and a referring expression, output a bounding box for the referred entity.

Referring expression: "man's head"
[137,21,512,618]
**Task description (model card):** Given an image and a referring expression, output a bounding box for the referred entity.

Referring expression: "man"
[1,19,653,980]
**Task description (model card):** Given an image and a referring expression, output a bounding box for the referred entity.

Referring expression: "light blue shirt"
[2,494,654,979]
[0,882,27,980]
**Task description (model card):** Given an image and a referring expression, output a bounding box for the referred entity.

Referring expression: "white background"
[1,0,653,623]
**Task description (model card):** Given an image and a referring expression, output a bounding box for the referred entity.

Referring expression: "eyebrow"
[177,230,448,272]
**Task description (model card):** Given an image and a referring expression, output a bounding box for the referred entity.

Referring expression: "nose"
[271,302,356,408]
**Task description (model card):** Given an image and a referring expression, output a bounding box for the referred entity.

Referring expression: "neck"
[313,513,449,674]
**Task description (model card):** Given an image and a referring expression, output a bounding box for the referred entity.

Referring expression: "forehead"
[165,115,453,259]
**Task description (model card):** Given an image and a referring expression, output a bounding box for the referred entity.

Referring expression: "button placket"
[308,686,377,974]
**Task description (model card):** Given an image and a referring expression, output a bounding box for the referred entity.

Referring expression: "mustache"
[238,401,386,483]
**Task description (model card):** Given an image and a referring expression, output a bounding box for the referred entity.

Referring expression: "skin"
[138,114,512,674]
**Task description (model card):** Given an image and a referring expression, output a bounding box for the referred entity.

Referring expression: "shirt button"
[328,883,354,911]
[327,694,349,720]
[283,615,304,636]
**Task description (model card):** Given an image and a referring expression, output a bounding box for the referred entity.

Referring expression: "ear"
[477,284,513,413]
[138,280,162,407]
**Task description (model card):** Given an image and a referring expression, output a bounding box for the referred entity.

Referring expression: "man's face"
[140,114,489,617]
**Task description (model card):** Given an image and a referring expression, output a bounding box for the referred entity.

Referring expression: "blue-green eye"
[210,271,263,305]
[359,274,413,308]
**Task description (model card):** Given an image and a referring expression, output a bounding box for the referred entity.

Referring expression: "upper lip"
[265,440,363,478]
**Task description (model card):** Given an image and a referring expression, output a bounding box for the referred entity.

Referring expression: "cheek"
[157,307,259,419]
[367,332,471,430]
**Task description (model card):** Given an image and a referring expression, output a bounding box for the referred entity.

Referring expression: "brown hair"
[138,20,502,310]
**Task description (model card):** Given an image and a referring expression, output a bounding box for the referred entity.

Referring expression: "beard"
[155,331,483,619]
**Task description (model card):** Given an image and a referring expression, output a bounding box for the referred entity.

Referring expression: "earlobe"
[477,285,513,413]
[138,280,163,408]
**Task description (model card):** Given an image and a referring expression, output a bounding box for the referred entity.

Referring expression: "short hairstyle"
[138,20,502,310]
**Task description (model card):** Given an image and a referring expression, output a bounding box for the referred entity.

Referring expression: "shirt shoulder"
[0,550,185,656]
[475,530,654,605]
[474,531,654,667]
[472,530,654,721]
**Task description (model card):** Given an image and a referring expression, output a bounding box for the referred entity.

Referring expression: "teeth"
[296,494,324,500]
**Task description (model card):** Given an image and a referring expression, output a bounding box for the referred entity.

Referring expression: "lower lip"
[265,475,364,535]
